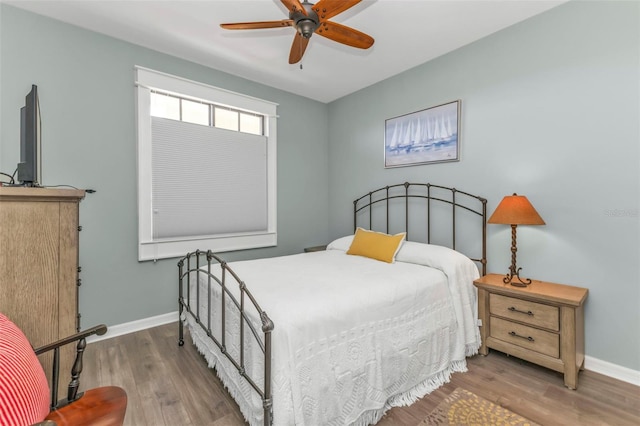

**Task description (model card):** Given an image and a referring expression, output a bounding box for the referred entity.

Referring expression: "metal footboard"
[177,250,274,426]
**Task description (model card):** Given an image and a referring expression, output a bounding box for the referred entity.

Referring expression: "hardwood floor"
[81,323,640,425]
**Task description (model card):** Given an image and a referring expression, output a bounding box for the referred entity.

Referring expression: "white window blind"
[135,66,278,261]
[151,118,268,239]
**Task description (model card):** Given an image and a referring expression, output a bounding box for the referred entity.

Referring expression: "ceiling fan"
[220,0,374,64]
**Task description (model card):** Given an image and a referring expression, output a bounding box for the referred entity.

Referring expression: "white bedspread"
[183,240,480,426]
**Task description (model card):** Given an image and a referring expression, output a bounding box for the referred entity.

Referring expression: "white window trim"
[135,66,278,261]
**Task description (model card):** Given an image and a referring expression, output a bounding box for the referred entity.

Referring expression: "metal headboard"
[353,182,487,275]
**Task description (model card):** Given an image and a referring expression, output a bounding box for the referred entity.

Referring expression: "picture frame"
[384,100,461,168]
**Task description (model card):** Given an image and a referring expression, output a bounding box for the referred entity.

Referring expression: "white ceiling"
[6,0,566,103]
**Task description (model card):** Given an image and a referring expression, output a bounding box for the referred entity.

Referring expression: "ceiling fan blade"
[281,0,307,15]
[289,32,310,64]
[220,20,293,30]
[315,20,374,49]
[312,0,362,21]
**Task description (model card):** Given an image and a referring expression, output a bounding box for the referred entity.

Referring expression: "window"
[214,107,238,131]
[135,66,278,261]
[180,98,209,126]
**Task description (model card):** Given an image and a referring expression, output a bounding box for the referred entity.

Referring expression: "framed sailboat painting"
[384,100,461,168]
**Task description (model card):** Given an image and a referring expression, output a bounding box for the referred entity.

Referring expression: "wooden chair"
[0,313,127,426]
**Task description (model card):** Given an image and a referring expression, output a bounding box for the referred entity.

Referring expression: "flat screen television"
[17,84,41,186]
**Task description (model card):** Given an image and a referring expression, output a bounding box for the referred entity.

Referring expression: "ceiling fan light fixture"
[297,19,317,38]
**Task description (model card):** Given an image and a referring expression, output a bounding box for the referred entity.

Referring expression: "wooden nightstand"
[474,274,588,389]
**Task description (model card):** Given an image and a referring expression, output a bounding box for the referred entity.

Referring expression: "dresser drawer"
[490,293,559,331]
[490,316,560,358]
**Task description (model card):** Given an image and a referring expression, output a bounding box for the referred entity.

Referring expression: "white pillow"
[395,240,478,276]
[326,235,354,252]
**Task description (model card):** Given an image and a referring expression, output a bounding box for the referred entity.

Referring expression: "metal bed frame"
[177,251,274,425]
[177,182,487,426]
[353,182,487,275]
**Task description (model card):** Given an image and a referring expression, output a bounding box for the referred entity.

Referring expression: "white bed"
[182,237,481,425]
[178,181,487,426]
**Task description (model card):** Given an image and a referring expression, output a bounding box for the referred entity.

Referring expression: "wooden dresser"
[474,273,588,389]
[0,186,85,394]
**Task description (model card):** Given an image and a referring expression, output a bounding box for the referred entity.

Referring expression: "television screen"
[17,84,41,186]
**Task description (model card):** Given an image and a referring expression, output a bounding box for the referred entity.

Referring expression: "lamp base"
[502,267,532,287]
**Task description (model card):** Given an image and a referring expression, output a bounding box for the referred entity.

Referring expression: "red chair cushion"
[0,313,50,426]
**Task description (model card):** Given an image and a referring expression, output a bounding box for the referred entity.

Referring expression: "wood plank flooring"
[81,323,640,425]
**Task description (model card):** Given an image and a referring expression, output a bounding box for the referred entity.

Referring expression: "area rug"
[419,388,540,425]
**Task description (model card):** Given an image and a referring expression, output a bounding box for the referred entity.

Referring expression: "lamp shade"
[488,193,545,225]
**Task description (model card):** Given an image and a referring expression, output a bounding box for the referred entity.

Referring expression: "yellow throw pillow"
[346,228,406,263]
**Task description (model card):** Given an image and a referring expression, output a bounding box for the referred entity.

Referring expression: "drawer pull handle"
[508,306,534,316]
[509,331,535,342]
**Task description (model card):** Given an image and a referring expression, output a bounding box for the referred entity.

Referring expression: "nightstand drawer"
[490,316,559,358]
[490,293,559,331]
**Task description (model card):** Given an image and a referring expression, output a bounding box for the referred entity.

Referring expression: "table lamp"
[488,193,545,287]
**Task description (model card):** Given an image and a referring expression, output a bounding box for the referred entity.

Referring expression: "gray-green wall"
[0,4,329,331]
[1,1,638,372]
[328,0,639,371]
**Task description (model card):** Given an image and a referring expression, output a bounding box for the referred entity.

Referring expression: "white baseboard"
[86,311,178,344]
[87,312,640,387]
[585,355,640,386]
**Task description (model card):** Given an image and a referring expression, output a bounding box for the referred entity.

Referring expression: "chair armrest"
[33,324,107,355]
[33,324,108,409]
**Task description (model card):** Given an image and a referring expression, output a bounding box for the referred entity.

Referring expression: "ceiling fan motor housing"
[290,7,319,39]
